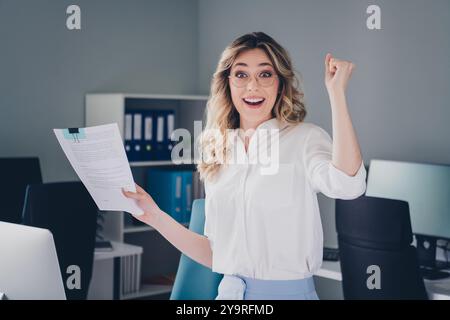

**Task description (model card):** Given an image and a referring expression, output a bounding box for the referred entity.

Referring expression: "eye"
[234,71,248,78]
[259,71,273,78]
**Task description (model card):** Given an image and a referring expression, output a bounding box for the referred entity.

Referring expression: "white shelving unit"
[90,241,143,300]
[130,161,174,167]
[124,222,189,234]
[86,93,208,300]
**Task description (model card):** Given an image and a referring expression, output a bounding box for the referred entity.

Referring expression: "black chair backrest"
[0,157,42,223]
[336,196,428,300]
[22,181,98,300]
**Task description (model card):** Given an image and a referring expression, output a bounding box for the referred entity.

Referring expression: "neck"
[238,116,274,152]
[239,115,273,133]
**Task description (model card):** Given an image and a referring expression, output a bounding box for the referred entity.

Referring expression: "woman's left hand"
[324,53,355,94]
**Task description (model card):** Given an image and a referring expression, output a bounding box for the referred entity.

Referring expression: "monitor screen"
[366,159,450,240]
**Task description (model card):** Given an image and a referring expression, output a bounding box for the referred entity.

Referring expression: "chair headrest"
[336,196,413,248]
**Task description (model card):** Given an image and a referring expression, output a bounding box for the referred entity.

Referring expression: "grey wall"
[0,0,198,181]
[197,0,450,247]
[1,0,449,262]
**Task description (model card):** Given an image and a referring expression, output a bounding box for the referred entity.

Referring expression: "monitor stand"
[415,234,450,280]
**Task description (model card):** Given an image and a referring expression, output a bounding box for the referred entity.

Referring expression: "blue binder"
[153,110,176,161]
[181,171,193,223]
[166,110,176,160]
[124,112,133,161]
[153,111,165,161]
[146,169,182,222]
[142,110,155,161]
[131,111,144,162]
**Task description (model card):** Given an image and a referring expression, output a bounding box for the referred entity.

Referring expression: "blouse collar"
[237,117,289,133]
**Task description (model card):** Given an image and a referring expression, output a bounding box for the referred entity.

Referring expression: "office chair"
[170,199,223,300]
[22,181,98,300]
[0,157,42,223]
[336,195,428,300]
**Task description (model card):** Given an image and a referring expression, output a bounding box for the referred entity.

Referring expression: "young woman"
[123,32,366,300]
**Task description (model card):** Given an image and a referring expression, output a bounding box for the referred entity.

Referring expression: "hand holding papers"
[54,123,144,216]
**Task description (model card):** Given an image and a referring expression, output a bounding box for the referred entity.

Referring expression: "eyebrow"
[233,62,273,68]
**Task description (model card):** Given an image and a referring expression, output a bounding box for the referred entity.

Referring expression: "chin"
[241,108,272,123]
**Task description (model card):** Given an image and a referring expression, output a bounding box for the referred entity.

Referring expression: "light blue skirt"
[215,274,319,300]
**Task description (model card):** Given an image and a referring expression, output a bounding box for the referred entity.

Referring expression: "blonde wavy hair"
[197,32,307,182]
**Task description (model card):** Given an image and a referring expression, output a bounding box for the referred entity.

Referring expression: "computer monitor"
[0,222,66,300]
[366,159,450,269]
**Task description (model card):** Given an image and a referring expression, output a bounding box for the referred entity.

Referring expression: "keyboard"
[323,247,340,261]
[420,267,450,280]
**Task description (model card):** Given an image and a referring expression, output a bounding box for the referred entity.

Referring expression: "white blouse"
[203,117,367,280]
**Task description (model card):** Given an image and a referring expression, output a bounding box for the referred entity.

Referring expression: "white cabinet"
[86,93,207,299]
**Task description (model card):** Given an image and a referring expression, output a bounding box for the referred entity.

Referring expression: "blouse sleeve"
[203,184,215,251]
[302,125,367,199]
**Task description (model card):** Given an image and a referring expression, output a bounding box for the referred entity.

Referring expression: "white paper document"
[54,123,144,216]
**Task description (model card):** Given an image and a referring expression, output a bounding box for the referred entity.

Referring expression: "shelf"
[130,161,176,167]
[129,160,197,167]
[94,241,143,261]
[88,93,208,101]
[121,284,173,300]
[124,222,190,234]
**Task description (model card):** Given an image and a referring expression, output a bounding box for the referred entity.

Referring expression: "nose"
[246,74,259,91]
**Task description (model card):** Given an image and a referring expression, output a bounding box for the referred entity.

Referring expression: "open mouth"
[242,97,265,108]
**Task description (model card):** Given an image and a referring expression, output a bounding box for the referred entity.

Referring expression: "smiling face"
[229,48,280,130]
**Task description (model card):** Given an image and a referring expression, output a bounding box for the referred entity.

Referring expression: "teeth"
[244,98,264,103]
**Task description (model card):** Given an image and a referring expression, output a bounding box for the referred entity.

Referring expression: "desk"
[315,261,450,300]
